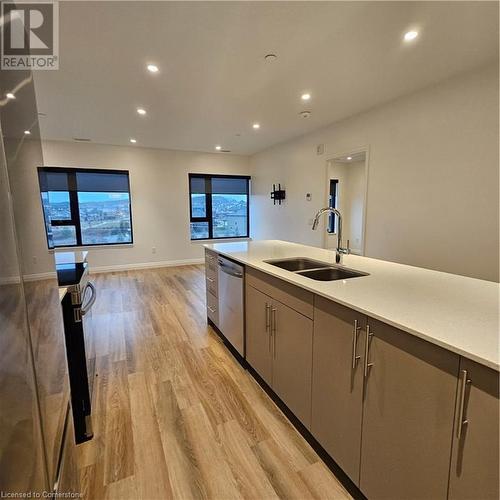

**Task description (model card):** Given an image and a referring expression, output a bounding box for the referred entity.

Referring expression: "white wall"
[250,64,499,282]
[24,141,249,274]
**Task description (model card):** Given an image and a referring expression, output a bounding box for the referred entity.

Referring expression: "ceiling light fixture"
[299,110,311,118]
[215,145,222,151]
[404,30,419,42]
[301,93,311,101]
[347,156,352,160]
[252,123,260,130]
[130,138,137,143]
[147,64,159,73]
[6,92,15,99]
[137,107,147,115]
[24,130,31,135]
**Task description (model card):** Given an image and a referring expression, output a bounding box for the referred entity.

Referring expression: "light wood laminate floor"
[78,265,351,500]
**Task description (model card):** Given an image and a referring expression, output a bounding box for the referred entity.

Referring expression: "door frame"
[323,145,370,255]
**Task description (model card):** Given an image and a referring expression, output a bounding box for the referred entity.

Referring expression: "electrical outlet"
[32,256,37,264]
[152,246,156,254]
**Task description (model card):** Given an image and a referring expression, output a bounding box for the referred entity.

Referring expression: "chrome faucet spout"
[311,207,350,263]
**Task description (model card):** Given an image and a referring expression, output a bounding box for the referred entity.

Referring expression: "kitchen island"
[204,239,499,500]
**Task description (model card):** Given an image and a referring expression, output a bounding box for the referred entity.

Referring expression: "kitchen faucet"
[311,207,350,263]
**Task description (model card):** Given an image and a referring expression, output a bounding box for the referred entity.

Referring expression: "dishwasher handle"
[218,259,243,278]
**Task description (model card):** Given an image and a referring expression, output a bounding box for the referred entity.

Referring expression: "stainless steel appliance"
[217,256,244,357]
[0,42,79,493]
[58,262,97,443]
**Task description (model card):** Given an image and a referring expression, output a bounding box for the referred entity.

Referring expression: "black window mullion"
[188,173,250,240]
[206,177,213,239]
[67,172,82,246]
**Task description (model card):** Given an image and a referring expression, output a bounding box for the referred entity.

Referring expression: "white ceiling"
[34,1,499,155]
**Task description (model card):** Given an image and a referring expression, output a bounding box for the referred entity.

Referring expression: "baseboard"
[91,258,204,274]
[23,271,57,282]
[0,276,21,285]
[14,258,205,282]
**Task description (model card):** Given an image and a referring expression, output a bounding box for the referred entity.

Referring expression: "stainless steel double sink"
[264,257,368,281]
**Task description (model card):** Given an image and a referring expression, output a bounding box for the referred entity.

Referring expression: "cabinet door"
[360,318,459,500]
[245,285,273,385]
[448,358,499,500]
[311,297,365,484]
[272,300,313,428]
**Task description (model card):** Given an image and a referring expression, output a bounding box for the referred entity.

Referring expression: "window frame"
[188,173,250,241]
[328,178,339,233]
[38,166,134,248]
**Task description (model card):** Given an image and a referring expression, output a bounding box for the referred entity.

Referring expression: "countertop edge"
[206,245,500,372]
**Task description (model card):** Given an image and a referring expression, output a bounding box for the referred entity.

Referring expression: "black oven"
[58,262,97,444]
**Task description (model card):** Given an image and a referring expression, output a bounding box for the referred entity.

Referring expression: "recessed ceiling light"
[147,64,159,73]
[252,123,260,130]
[137,107,147,115]
[301,93,311,101]
[299,110,311,118]
[24,130,31,135]
[6,92,15,99]
[347,156,352,160]
[130,138,137,143]
[404,30,419,42]
[264,53,277,61]
[215,145,222,151]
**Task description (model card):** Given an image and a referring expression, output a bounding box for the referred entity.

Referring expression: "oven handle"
[81,282,97,316]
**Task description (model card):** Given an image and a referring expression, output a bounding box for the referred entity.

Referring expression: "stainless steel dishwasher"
[217,256,244,357]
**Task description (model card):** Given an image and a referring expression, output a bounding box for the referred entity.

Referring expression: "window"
[38,167,133,248]
[189,174,250,240]
[328,179,339,233]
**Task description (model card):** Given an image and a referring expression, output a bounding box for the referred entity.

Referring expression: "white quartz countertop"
[205,240,500,371]
[54,250,88,265]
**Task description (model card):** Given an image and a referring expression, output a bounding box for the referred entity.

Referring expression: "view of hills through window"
[44,190,132,246]
[190,193,248,239]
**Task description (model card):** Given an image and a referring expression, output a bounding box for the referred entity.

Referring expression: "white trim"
[0,276,21,285]
[16,258,205,282]
[23,271,58,282]
[49,244,133,253]
[90,258,204,274]
[191,237,252,244]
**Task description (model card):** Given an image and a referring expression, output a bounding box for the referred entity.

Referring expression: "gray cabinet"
[241,262,499,500]
[245,284,273,385]
[272,300,313,427]
[245,274,313,427]
[360,318,459,500]
[448,358,499,500]
[204,249,219,327]
[311,297,365,484]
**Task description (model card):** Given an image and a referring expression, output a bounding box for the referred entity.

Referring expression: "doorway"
[324,149,369,255]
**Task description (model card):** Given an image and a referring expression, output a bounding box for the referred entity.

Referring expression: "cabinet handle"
[352,319,361,369]
[271,307,277,359]
[265,303,271,331]
[363,324,374,378]
[207,305,216,314]
[265,303,271,352]
[457,369,471,439]
[206,276,214,283]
